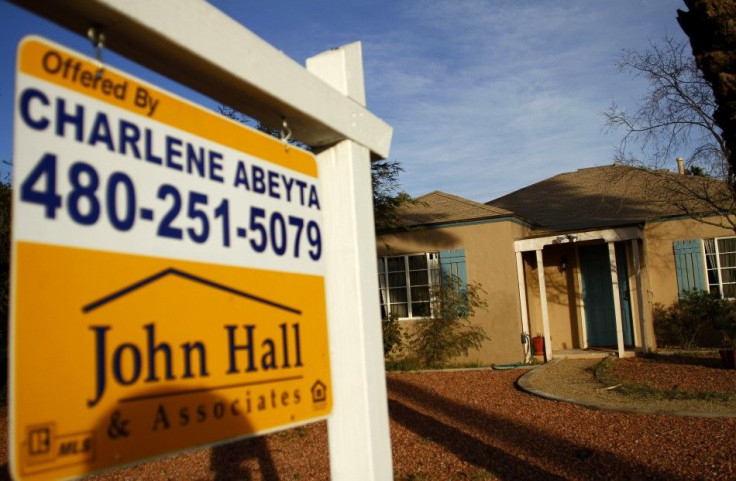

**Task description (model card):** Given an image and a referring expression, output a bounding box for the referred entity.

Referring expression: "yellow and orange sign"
[11,36,331,480]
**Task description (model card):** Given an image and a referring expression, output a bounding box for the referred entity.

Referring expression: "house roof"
[487,165,732,232]
[398,190,516,227]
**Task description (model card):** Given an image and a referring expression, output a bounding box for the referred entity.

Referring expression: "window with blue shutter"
[377,252,440,318]
[673,239,705,297]
[376,249,469,319]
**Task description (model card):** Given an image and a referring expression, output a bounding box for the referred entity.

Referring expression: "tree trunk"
[678,1,736,178]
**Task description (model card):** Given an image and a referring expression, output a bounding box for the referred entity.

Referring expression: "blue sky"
[1,0,689,201]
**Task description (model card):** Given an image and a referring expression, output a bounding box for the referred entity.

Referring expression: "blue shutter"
[673,239,705,297]
[440,248,467,289]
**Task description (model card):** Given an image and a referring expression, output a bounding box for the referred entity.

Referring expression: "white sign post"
[308,43,394,480]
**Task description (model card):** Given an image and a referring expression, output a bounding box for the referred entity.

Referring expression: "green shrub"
[652,303,678,347]
[713,300,736,348]
[382,313,404,357]
[653,289,727,349]
[409,274,489,368]
[384,357,423,372]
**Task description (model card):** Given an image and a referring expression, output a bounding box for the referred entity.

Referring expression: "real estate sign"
[10,36,331,480]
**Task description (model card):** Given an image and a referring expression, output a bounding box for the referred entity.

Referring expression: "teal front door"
[579,243,634,347]
[615,243,635,346]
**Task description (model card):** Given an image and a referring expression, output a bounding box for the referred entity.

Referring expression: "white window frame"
[705,236,736,299]
[378,252,440,319]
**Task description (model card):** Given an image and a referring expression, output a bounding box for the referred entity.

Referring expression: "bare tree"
[603,35,727,176]
[602,34,736,232]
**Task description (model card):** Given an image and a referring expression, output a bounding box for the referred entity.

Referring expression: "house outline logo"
[82,267,301,315]
[311,380,327,404]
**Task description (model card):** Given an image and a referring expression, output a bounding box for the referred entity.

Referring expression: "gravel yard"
[1,356,734,480]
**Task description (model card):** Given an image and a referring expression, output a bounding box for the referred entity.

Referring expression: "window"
[705,237,736,298]
[378,248,468,319]
[378,253,440,319]
[675,237,736,299]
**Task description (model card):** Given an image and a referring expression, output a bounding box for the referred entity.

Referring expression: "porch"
[550,348,638,360]
[515,226,653,362]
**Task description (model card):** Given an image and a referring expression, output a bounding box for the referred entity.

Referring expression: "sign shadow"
[13,385,282,480]
[209,435,277,481]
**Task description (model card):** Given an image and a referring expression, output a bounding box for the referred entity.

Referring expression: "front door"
[579,243,633,347]
[615,243,635,346]
[580,244,616,346]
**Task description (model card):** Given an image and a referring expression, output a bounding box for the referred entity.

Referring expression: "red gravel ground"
[1,367,734,480]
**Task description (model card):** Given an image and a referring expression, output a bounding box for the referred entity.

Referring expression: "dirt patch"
[520,355,736,416]
[600,353,736,395]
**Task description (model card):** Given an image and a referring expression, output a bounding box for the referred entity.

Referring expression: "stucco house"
[376,164,735,365]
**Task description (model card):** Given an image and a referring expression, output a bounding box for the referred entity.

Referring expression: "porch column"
[575,244,588,348]
[608,243,626,358]
[535,249,553,361]
[631,239,649,353]
[515,251,531,359]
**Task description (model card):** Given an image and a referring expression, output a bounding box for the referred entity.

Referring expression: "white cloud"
[353,0,688,200]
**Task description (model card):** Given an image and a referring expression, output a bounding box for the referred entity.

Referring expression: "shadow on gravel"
[644,354,721,368]
[387,376,688,480]
[210,437,277,481]
[388,399,566,480]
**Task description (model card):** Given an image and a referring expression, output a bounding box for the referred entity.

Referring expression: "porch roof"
[513,225,643,252]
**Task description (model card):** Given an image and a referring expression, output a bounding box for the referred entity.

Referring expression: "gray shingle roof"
[487,165,731,232]
[398,191,516,227]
